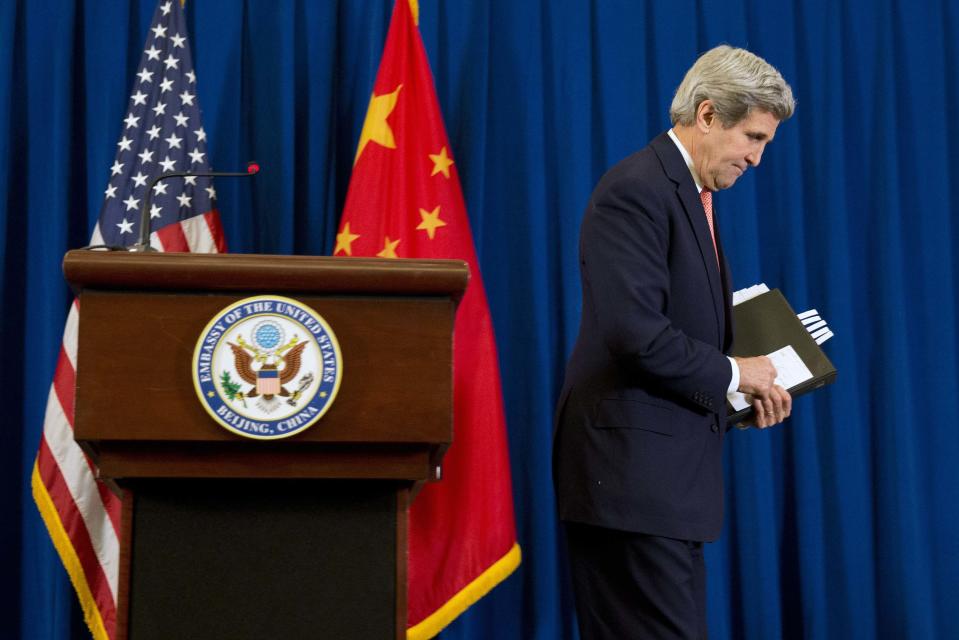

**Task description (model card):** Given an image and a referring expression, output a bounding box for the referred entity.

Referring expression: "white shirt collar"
[667,128,704,193]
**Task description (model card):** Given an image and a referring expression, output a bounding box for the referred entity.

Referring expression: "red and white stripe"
[34,211,224,640]
[153,211,226,253]
[35,302,121,638]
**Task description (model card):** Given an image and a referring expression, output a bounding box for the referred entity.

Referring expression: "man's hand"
[735,355,776,395]
[745,384,791,428]
[734,356,792,428]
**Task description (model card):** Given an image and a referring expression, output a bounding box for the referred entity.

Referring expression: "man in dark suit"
[553,45,796,639]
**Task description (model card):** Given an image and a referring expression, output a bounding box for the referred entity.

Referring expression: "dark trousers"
[564,522,707,640]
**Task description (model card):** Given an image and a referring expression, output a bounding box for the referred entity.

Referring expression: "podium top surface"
[64,250,469,298]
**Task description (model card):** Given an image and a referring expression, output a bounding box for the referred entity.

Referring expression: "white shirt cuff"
[726,356,739,394]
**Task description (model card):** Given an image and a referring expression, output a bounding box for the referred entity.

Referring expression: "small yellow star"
[429,146,454,178]
[334,222,361,256]
[416,206,447,240]
[207,391,215,398]
[354,85,403,165]
[376,236,401,258]
[320,391,328,398]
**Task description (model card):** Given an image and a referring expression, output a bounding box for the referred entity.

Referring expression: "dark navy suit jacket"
[553,132,735,542]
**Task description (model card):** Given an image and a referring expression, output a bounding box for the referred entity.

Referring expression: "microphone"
[131,161,260,252]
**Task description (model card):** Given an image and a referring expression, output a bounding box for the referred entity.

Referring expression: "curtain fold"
[4,1,957,638]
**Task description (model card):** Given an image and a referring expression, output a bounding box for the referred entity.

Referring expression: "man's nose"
[746,146,764,167]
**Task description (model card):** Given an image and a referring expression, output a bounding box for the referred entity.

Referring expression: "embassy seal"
[192,295,343,440]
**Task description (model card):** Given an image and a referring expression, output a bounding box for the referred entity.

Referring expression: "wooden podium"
[64,250,469,640]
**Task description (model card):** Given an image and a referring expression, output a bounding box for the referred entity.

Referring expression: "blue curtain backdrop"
[3,0,957,638]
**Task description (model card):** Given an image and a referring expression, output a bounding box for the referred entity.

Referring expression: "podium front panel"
[75,291,453,446]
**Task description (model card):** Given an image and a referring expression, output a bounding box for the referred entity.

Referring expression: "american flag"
[31,2,223,638]
[91,0,224,253]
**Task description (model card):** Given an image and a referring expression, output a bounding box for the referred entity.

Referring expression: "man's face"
[696,108,779,191]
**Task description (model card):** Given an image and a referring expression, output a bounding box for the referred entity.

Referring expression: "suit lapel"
[677,182,726,346]
[712,203,734,352]
[651,133,725,348]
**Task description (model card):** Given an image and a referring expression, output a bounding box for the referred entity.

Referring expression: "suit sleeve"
[579,176,731,412]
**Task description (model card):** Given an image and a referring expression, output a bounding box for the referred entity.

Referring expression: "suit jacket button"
[711,424,719,433]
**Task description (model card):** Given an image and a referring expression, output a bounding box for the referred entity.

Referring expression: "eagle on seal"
[228,341,307,400]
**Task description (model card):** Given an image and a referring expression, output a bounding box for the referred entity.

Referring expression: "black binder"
[727,289,837,423]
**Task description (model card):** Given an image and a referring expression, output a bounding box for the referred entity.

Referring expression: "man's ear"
[696,100,715,132]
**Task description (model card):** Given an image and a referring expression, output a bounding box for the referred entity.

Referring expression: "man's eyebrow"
[746,130,773,142]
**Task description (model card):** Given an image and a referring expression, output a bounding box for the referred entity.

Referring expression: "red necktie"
[700,188,719,265]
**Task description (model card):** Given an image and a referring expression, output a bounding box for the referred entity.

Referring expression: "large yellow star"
[334,222,360,256]
[376,236,401,258]
[354,84,403,165]
[416,206,447,240]
[429,146,454,178]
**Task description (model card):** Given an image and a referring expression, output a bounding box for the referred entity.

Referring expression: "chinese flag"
[335,1,520,638]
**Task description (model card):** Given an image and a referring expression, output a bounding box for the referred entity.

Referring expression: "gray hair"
[669,45,795,127]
